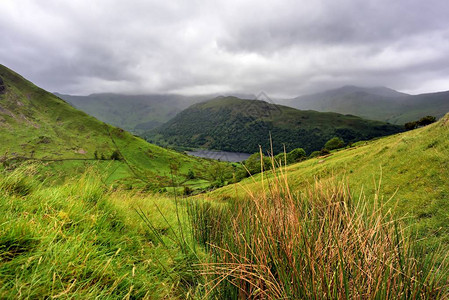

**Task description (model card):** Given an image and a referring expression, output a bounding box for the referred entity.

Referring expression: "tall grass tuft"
[0,165,203,298]
[0,165,39,196]
[189,154,449,299]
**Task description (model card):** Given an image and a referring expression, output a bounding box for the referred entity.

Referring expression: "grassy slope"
[0,167,202,299]
[0,64,229,189]
[2,144,447,298]
[149,96,403,154]
[208,113,449,247]
[1,65,447,297]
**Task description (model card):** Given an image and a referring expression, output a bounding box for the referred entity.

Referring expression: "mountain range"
[280,85,449,124]
[56,86,449,136]
[56,92,255,133]
[2,65,449,299]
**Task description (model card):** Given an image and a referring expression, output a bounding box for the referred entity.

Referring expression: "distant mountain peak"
[151,96,403,154]
[283,84,449,124]
[328,85,409,98]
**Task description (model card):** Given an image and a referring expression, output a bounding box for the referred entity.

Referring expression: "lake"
[187,150,251,162]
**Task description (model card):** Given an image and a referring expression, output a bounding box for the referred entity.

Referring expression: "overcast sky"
[1,0,449,97]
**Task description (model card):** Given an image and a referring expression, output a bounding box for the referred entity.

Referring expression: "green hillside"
[56,93,256,134]
[394,91,449,124]
[56,93,211,133]
[208,113,449,248]
[0,64,232,190]
[1,65,448,298]
[282,85,449,124]
[148,96,403,154]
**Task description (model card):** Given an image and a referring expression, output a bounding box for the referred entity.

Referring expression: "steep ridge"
[0,64,225,189]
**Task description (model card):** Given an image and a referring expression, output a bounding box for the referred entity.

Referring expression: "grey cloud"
[218,0,449,52]
[0,0,448,97]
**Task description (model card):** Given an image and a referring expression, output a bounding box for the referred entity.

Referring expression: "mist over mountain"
[56,85,449,135]
[280,86,449,124]
[56,92,256,133]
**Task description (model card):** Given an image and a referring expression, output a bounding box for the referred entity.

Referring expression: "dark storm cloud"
[218,0,448,51]
[1,0,448,96]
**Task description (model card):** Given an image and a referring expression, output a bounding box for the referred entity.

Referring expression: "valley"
[1,64,448,298]
[3,0,449,297]
[0,65,236,192]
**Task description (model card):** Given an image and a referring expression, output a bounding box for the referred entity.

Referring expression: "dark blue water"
[187,150,251,162]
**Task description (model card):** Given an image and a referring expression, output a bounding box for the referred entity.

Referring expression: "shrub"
[110,150,122,161]
[404,121,418,130]
[187,169,195,180]
[405,116,436,130]
[274,153,284,164]
[183,186,193,196]
[418,115,437,126]
[324,137,345,150]
[320,148,330,156]
[309,150,321,158]
[286,148,306,164]
[243,152,271,175]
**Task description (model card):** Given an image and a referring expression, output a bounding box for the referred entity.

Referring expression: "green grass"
[207,113,449,249]
[2,115,449,298]
[0,166,204,299]
[0,64,238,191]
[3,159,448,299]
[2,64,449,298]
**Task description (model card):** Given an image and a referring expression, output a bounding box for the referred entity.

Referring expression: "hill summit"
[148,96,403,154]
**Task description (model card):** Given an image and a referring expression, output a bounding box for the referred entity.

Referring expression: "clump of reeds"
[190,152,449,299]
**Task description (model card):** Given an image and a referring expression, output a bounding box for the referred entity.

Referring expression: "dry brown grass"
[189,153,449,299]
